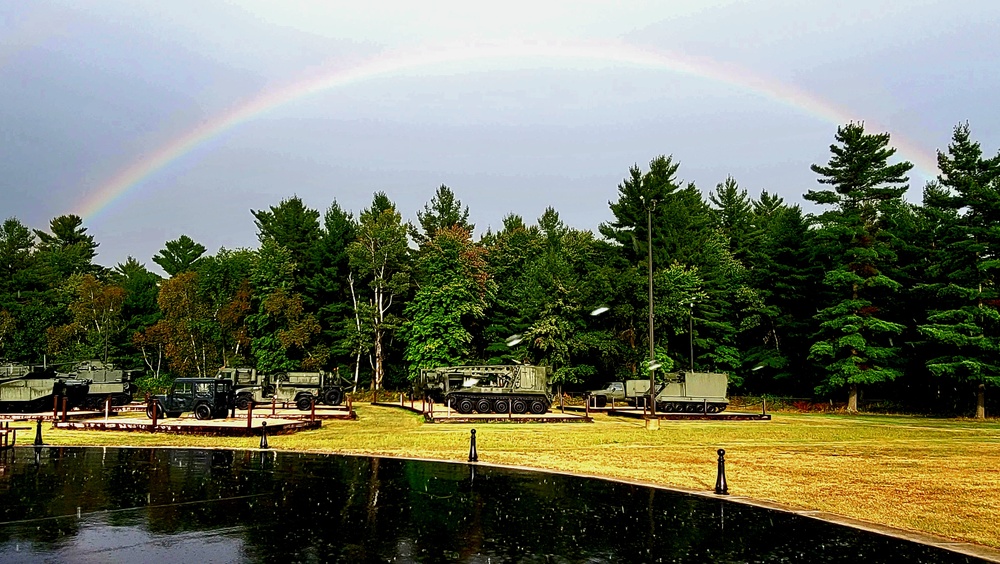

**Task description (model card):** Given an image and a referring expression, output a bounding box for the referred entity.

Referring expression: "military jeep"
[146,378,233,420]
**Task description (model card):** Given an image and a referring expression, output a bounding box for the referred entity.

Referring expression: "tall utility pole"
[646,199,656,417]
[689,302,695,372]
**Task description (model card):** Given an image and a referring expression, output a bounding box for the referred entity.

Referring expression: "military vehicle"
[221,368,346,411]
[584,381,627,407]
[146,377,233,420]
[70,360,140,409]
[0,364,91,413]
[419,364,553,415]
[624,372,729,413]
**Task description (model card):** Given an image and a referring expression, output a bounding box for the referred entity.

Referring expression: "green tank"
[422,364,553,415]
[69,360,139,409]
[0,364,91,413]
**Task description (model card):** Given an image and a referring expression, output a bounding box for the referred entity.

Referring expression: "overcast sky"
[2,0,998,272]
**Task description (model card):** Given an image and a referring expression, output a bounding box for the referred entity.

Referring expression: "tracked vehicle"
[420,364,553,415]
[70,360,139,409]
[624,372,729,413]
[0,364,91,413]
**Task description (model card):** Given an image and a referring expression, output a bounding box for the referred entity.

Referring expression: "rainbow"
[74,38,940,220]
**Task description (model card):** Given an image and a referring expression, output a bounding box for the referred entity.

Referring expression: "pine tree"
[806,122,913,411]
[916,123,1000,417]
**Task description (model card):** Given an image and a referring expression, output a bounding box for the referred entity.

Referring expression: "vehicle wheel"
[145,403,163,420]
[324,388,343,406]
[475,398,493,413]
[236,394,253,410]
[511,399,527,414]
[296,396,314,411]
[195,403,213,420]
[529,400,547,415]
[456,398,474,414]
[713,403,727,413]
[493,398,510,413]
[595,395,607,408]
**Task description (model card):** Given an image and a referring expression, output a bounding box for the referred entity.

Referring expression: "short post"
[400,393,403,406]
[259,421,269,449]
[410,395,414,410]
[428,397,433,418]
[34,418,43,446]
[271,395,276,416]
[468,428,478,462]
[247,402,253,431]
[762,397,767,416]
[62,396,68,422]
[310,397,316,422]
[559,392,564,414]
[715,448,729,495]
[52,395,59,421]
[703,398,708,415]
[104,396,111,423]
[150,399,158,430]
[585,398,590,418]
[610,397,615,412]
[347,394,353,415]
[508,397,512,420]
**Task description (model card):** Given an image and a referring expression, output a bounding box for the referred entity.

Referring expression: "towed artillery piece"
[624,371,729,413]
[0,363,91,413]
[418,364,553,415]
[219,367,347,411]
[146,377,233,420]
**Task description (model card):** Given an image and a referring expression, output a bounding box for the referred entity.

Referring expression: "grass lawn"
[36,405,1000,551]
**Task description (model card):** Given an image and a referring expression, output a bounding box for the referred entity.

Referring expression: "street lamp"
[689,302,694,373]
[641,195,657,419]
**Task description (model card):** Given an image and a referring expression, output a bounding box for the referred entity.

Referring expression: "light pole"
[643,196,657,418]
[689,302,694,373]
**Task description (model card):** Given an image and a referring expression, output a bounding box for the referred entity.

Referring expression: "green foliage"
[152,235,206,276]
[401,226,493,380]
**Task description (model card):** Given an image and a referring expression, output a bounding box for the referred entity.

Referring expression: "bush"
[134,373,175,397]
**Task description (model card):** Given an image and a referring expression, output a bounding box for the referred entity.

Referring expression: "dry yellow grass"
[37,406,1000,550]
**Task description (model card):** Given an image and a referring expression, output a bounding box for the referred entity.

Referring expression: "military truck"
[584,381,627,408]
[419,364,553,415]
[70,360,140,409]
[624,372,729,413]
[0,364,91,413]
[221,368,346,411]
[146,377,233,420]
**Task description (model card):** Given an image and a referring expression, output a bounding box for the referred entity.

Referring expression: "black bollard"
[34,417,43,446]
[468,428,478,462]
[260,421,269,449]
[715,448,729,495]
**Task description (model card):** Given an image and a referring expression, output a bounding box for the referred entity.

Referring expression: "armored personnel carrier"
[0,363,91,413]
[623,372,729,413]
[70,360,139,409]
[420,364,553,415]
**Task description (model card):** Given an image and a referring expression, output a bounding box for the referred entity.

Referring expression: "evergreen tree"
[303,201,358,372]
[916,123,1000,417]
[152,235,206,276]
[251,196,321,276]
[34,214,99,279]
[412,185,474,245]
[806,122,913,411]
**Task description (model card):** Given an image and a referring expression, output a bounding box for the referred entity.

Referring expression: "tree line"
[1,122,998,416]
